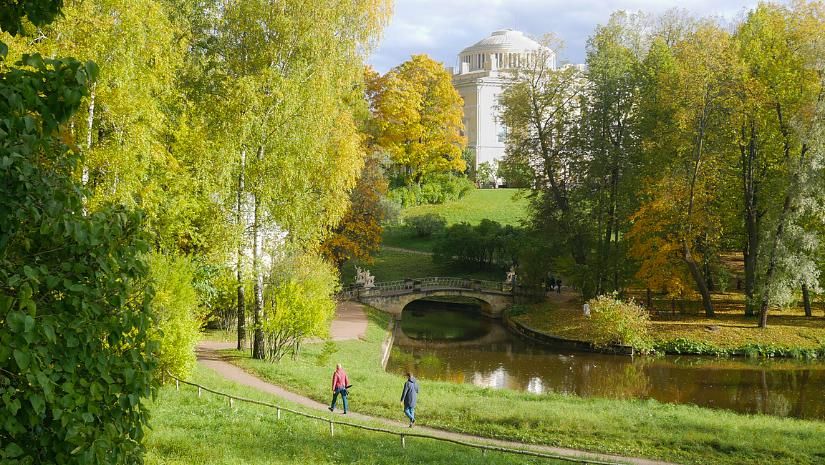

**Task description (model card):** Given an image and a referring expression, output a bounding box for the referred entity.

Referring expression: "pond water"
[386,299,825,420]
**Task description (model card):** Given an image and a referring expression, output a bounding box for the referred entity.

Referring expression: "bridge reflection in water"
[386,299,825,420]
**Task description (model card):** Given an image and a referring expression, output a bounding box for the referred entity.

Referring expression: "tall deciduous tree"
[211,0,391,357]
[498,37,592,292]
[583,12,645,295]
[734,2,825,327]
[370,54,466,184]
[631,22,738,317]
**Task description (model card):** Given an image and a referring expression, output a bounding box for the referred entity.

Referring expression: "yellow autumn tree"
[370,54,466,184]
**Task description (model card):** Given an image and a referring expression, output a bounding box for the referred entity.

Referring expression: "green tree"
[0,4,156,463]
[583,12,645,295]
[734,2,825,326]
[210,0,391,358]
[498,37,592,293]
[631,22,738,317]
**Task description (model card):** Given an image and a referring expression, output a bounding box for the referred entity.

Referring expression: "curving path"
[197,304,677,465]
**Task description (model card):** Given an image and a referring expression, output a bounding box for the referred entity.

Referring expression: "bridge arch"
[347,277,514,320]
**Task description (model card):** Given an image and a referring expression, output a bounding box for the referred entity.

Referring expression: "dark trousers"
[330,387,348,413]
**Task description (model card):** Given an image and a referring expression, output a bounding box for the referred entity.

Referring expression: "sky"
[367,0,773,73]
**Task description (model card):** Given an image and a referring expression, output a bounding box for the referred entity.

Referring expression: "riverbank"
[221,308,825,465]
[514,293,825,358]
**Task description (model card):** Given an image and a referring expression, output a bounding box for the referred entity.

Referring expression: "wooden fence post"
[229,397,234,408]
[329,420,334,436]
[400,434,406,449]
[197,386,202,398]
[175,379,179,391]
[277,408,281,420]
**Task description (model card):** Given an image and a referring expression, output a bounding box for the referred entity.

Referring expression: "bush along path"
[197,304,674,465]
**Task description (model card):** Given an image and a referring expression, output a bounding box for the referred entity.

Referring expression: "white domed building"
[451,30,556,185]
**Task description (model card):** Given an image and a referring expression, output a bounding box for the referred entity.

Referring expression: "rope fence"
[164,371,627,465]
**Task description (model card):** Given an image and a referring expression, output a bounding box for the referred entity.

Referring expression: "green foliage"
[404,213,447,238]
[654,338,825,359]
[476,161,497,188]
[587,296,653,352]
[0,0,64,36]
[148,253,204,378]
[388,173,474,207]
[433,220,523,268]
[315,340,339,367]
[0,23,156,465]
[261,252,339,361]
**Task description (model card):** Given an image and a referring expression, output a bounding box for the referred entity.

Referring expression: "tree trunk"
[236,150,246,351]
[252,146,266,359]
[83,83,96,187]
[802,283,812,318]
[741,122,759,317]
[684,244,715,317]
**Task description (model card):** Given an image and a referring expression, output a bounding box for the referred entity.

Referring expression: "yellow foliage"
[370,54,466,183]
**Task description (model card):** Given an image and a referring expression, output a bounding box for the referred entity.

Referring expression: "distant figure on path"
[583,302,591,317]
[400,372,419,427]
[556,278,562,294]
[329,363,349,414]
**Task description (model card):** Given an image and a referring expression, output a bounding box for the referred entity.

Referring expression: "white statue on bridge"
[505,266,516,284]
[355,266,375,289]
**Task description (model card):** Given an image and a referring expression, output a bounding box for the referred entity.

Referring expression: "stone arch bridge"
[340,277,515,319]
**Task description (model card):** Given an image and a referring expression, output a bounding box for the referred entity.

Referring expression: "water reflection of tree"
[572,358,652,399]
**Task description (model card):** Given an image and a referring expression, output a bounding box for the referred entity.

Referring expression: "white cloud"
[368,0,782,73]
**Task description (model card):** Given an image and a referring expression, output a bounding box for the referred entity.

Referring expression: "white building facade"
[450,30,555,184]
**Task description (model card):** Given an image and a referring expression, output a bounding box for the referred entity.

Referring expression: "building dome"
[460,29,543,55]
[457,29,554,74]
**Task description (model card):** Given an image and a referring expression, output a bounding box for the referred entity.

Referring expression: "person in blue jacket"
[400,371,419,427]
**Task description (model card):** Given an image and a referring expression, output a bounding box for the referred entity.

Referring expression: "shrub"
[262,252,339,361]
[432,219,523,268]
[148,254,205,379]
[588,295,653,353]
[405,214,447,237]
[387,174,474,207]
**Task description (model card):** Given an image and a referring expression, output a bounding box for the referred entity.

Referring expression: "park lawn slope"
[146,365,556,465]
[226,310,825,465]
[382,188,529,253]
[516,294,825,356]
[341,248,504,283]
[399,188,529,226]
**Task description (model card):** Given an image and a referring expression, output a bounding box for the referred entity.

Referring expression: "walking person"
[329,363,349,414]
[400,371,419,427]
[556,278,562,294]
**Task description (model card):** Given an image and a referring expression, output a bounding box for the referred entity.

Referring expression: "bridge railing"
[338,277,515,300]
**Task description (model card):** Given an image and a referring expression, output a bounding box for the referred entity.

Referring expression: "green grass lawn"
[224,309,825,465]
[145,365,560,465]
[341,248,504,284]
[399,188,529,226]
[382,188,530,253]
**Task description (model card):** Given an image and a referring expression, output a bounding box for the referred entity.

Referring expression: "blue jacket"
[401,377,419,408]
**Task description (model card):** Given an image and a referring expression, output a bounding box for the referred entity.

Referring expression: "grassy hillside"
[341,248,503,283]
[398,188,529,226]
[381,188,529,254]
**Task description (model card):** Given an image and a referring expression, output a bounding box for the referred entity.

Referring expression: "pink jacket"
[332,369,349,392]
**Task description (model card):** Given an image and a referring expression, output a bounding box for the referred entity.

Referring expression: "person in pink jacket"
[328,363,349,414]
